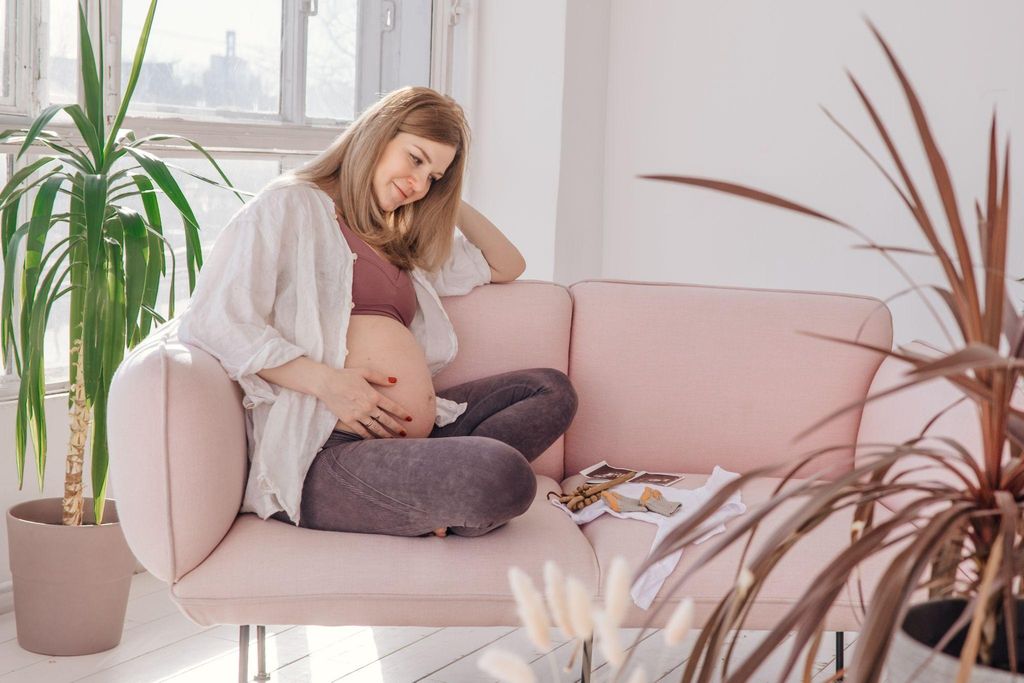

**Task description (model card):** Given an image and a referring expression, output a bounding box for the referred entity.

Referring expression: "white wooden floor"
[0,572,857,682]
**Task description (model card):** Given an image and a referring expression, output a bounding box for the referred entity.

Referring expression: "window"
[0,0,463,398]
[1,0,11,102]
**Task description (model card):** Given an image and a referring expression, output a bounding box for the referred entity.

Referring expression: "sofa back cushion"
[434,280,573,481]
[564,280,892,479]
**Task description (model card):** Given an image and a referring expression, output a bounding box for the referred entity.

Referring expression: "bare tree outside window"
[46,1,78,105]
[306,0,359,121]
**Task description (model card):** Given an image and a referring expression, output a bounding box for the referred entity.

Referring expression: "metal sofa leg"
[256,625,270,680]
[835,631,845,680]
[239,625,250,683]
[580,634,593,682]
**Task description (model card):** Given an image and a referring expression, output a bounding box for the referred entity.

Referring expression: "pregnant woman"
[178,86,577,538]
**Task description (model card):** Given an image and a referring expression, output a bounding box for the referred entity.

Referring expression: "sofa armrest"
[855,342,982,509]
[108,325,247,583]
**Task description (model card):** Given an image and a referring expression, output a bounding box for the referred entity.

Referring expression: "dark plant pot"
[886,598,1024,681]
[6,498,137,656]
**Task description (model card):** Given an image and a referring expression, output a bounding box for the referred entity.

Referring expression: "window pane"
[46,0,78,105]
[122,2,281,117]
[41,158,282,384]
[1,0,10,100]
[306,0,358,121]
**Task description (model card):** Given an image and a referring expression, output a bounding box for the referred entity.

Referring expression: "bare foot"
[433,527,447,537]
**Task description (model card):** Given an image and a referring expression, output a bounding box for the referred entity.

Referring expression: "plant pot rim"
[898,596,1024,677]
[7,497,120,528]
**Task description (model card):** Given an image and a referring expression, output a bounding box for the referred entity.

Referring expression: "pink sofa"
[108,278,904,679]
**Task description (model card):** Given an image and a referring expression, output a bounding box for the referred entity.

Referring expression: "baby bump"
[343,314,438,438]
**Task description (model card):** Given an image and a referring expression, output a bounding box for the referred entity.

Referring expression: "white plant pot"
[885,598,1022,682]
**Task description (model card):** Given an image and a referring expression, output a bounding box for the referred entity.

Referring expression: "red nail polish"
[400,431,407,437]
[405,416,413,422]
[388,377,397,383]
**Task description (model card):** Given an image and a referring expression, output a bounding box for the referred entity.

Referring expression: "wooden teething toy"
[547,471,637,511]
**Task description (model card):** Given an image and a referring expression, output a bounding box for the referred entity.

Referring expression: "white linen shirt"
[175,181,492,524]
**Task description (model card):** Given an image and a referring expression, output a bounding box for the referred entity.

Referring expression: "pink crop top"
[337,216,417,328]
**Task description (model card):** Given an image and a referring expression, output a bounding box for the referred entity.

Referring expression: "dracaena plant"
[611,21,1024,683]
[0,0,240,526]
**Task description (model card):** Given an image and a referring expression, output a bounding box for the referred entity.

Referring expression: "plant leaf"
[113,207,148,347]
[15,104,66,160]
[82,174,108,269]
[104,0,158,162]
[129,175,165,340]
[128,133,249,203]
[76,1,104,158]
[124,147,203,290]
[866,19,981,343]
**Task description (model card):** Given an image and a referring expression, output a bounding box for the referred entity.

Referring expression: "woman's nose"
[411,168,431,195]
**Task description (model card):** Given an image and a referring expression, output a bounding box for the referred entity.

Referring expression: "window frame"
[0,0,471,401]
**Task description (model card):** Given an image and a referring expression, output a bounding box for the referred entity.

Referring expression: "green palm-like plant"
[0,0,241,525]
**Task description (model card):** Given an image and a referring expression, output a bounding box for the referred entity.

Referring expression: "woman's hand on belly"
[318,367,415,440]
[343,315,442,438]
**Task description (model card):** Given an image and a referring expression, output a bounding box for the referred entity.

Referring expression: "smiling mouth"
[394,182,409,200]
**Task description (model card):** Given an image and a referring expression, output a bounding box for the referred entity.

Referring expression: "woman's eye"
[411,154,422,165]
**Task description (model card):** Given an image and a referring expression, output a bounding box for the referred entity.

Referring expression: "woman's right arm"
[255,356,332,398]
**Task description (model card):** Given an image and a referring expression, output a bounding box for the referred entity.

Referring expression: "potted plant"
[609,20,1024,682]
[0,0,238,655]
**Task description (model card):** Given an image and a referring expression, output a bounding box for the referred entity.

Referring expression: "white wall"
[463,0,568,281]
[599,0,1024,346]
[553,0,611,285]
[466,0,611,287]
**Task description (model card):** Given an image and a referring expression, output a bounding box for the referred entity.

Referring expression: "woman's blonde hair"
[282,86,471,272]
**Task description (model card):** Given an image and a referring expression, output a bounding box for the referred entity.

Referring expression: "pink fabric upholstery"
[564,280,892,480]
[108,279,910,633]
[108,329,247,583]
[172,476,598,626]
[856,342,984,516]
[433,280,573,482]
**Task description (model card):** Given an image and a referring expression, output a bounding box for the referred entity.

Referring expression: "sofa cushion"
[171,475,598,626]
[560,473,902,633]
[565,280,892,480]
[435,280,574,482]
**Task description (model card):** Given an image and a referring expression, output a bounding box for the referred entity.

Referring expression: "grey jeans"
[272,367,578,537]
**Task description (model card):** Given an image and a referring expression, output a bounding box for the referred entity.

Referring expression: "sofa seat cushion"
[560,473,902,632]
[171,475,597,627]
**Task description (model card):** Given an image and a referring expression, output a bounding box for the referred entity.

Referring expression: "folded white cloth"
[550,465,746,609]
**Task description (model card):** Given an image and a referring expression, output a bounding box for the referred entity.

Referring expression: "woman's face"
[371,132,457,212]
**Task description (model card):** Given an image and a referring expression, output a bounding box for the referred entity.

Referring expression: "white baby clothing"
[551,465,747,609]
